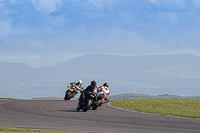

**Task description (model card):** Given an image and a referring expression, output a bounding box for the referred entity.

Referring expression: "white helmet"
[78,80,82,84]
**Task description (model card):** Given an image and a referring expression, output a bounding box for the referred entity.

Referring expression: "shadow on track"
[59,108,77,112]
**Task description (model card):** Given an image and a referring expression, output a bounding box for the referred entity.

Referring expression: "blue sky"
[0,0,200,67]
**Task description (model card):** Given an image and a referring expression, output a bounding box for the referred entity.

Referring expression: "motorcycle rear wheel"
[82,99,92,112]
[77,107,80,111]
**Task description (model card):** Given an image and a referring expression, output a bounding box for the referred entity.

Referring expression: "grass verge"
[0,98,18,100]
[110,99,200,119]
[0,127,86,133]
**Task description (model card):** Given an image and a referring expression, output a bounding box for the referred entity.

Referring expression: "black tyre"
[86,99,92,109]
[92,104,98,110]
[82,105,88,112]
[64,92,71,100]
[82,99,91,112]
[77,107,80,111]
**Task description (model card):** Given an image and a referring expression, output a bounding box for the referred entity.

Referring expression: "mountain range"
[1,53,200,99]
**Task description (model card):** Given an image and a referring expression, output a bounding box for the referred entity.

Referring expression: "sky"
[0,0,200,68]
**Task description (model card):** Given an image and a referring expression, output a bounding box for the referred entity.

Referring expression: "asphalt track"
[0,100,200,133]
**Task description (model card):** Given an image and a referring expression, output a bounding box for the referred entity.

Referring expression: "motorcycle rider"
[77,80,98,109]
[83,80,98,94]
[68,80,83,94]
[98,83,110,104]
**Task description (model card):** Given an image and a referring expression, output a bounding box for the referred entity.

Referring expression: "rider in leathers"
[77,80,98,109]
[98,83,110,104]
[68,80,83,94]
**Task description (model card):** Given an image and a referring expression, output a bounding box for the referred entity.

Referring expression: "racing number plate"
[69,88,74,91]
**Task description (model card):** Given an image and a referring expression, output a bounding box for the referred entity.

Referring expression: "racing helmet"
[103,83,109,87]
[78,80,82,84]
[91,80,97,86]
[76,80,82,86]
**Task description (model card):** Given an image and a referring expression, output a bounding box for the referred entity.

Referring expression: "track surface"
[0,100,200,133]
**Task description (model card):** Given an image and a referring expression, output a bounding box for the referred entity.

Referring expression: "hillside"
[39,53,200,80]
[1,53,200,98]
[109,93,183,101]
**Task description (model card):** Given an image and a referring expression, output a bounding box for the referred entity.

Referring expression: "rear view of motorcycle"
[77,91,97,112]
[92,91,105,109]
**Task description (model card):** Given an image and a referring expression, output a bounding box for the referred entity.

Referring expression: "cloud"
[1,0,200,67]
[9,0,21,4]
[0,19,32,38]
[85,0,103,7]
[31,0,62,15]
[0,21,12,36]
[148,0,190,11]
[149,0,160,5]
[157,12,178,24]
[83,0,119,9]
[0,1,7,15]
[161,0,189,10]
[193,0,200,7]
[0,0,5,3]
[0,0,5,7]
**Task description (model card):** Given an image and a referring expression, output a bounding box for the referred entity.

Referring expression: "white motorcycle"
[91,91,106,110]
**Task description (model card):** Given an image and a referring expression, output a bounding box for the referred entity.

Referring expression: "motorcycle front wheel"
[92,104,98,110]
[64,91,72,100]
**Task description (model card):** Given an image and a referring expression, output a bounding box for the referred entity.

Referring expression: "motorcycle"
[92,91,106,109]
[77,91,97,112]
[64,86,79,100]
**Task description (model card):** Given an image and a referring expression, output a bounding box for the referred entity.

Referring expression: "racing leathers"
[98,86,110,103]
[68,81,83,94]
[77,81,98,108]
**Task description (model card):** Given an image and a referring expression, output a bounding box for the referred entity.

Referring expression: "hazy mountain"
[109,93,184,101]
[0,61,36,76]
[49,53,200,78]
[1,53,200,99]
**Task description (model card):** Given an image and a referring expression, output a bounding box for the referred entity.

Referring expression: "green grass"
[110,99,200,119]
[0,98,18,100]
[0,127,87,133]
